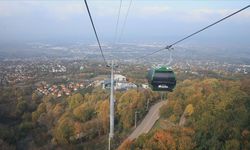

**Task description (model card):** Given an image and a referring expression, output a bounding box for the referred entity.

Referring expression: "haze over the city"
[0,0,250,48]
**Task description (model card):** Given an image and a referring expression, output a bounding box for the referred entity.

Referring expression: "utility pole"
[134,111,140,128]
[107,60,117,150]
[146,99,149,111]
[110,60,114,138]
[161,92,164,101]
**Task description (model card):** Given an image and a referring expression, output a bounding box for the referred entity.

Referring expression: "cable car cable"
[118,0,133,42]
[114,0,123,44]
[84,0,107,64]
[139,5,250,59]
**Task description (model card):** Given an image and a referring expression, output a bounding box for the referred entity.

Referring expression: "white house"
[115,82,137,90]
[114,74,126,82]
[101,74,138,90]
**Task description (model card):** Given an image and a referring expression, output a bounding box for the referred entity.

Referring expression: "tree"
[225,139,240,150]
[97,100,109,134]
[73,104,96,122]
[54,118,74,144]
[32,92,39,102]
[16,100,28,116]
[68,93,84,109]
[32,103,46,122]
[18,121,33,138]
[52,103,65,119]
[184,104,194,116]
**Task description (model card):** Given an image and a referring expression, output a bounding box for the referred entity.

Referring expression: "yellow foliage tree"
[97,100,109,134]
[184,104,194,116]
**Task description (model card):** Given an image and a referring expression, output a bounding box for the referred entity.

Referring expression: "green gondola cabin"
[147,66,176,91]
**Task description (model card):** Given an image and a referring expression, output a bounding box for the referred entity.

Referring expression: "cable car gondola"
[147,66,176,91]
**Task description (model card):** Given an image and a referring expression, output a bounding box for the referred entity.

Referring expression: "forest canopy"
[120,78,250,150]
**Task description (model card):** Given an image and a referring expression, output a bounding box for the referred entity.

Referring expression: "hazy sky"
[0,0,250,47]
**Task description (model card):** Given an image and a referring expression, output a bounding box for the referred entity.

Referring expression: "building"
[114,74,126,82]
[102,80,116,89]
[102,74,137,90]
[142,84,149,89]
[115,82,137,90]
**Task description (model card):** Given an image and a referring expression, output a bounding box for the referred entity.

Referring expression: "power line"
[118,0,133,42]
[114,0,123,44]
[84,0,107,64]
[139,5,250,59]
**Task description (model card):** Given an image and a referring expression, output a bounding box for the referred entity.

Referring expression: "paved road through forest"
[127,100,167,140]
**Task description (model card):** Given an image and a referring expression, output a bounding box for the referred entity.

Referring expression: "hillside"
[120,78,250,150]
[0,85,161,149]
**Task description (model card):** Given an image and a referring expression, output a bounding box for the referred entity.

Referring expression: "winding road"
[127,100,167,140]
